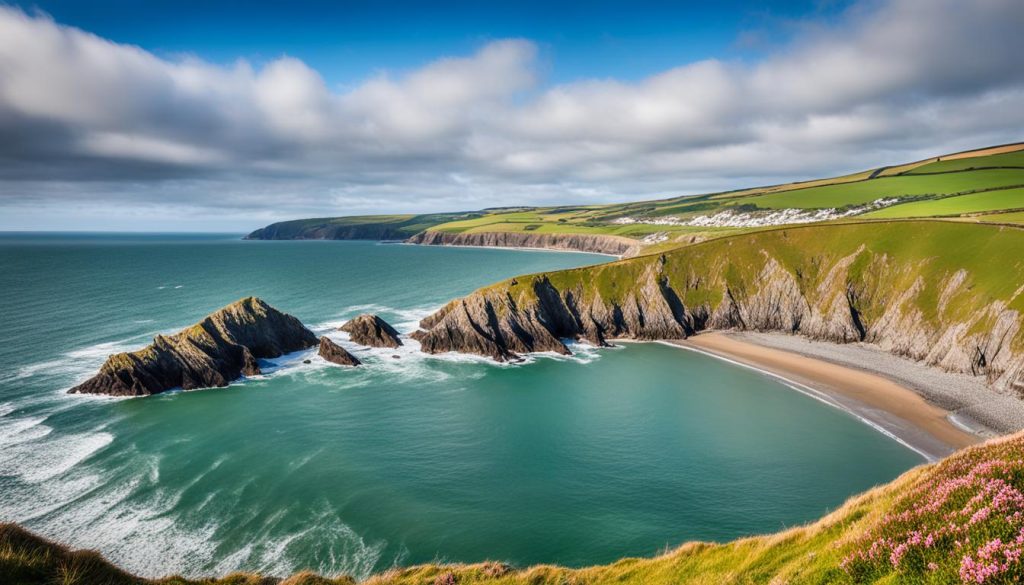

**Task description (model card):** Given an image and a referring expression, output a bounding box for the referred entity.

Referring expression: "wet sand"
[668,332,987,461]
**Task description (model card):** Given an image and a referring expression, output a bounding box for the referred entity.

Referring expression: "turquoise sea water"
[0,234,921,578]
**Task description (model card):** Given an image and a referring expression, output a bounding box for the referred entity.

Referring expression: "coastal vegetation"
[413,220,1024,398]
[246,143,1024,253]
[6,432,1024,584]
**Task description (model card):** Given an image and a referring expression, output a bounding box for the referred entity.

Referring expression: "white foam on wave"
[0,402,14,417]
[0,430,114,483]
[311,303,439,335]
[7,339,138,388]
[0,416,52,447]
[212,499,386,579]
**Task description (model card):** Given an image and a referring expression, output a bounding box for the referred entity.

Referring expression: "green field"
[863,186,1024,218]
[248,143,1024,252]
[905,149,1024,174]
[743,168,1024,209]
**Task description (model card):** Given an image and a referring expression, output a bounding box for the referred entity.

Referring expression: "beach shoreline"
[654,331,1021,461]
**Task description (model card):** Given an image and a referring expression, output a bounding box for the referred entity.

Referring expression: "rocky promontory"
[341,314,403,348]
[411,222,1024,394]
[70,297,318,396]
[318,337,361,366]
[406,230,641,257]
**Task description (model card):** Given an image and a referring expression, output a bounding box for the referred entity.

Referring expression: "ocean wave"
[211,499,386,579]
[0,415,52,446]
[311,303,439,335]
[7,338,138,386]
[0,430,114,483]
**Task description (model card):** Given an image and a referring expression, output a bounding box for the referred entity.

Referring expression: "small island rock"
[70,297,318,397]
[318,337,361,366]
[340,314,403,348]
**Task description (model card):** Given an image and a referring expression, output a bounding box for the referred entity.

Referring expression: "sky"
[0,0,1022,232]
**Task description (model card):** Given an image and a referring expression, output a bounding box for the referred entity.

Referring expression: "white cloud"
[0,0,1022,230]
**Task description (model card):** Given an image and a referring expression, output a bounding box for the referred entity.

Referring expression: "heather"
[842,435,1024,584]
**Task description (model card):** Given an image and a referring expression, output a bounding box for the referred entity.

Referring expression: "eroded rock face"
[406,230,641,257]
[411,232,1024,394]
[341,314,403,348]
[70,297,318,396]
[318,337,361,366]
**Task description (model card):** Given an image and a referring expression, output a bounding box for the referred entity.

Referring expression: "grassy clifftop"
[7,432,1024,584]
[409,220,1024,394]
[246,142,1024,247]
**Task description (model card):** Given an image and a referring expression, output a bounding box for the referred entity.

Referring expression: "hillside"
[6,431,1024,584]
[413,220,1024,398]
[247,142,1024,252]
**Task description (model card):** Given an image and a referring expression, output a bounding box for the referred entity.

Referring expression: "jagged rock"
[406,230,641,257]
[340,314,403,348]
[318,337,361,366]
[411,223,1024,395]
[69,297,317,397]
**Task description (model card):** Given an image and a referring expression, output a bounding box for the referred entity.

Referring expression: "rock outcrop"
[411,222,1024,394]
[70,297,318,396]
[318,337,361,366]
[341,314,403,348]
[406,230,642,257]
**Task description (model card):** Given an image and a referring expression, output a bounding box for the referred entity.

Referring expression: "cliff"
[340,314,403,348]
[244,213,473,241]
[70,297,318,396]
[413,221,1024,393]
[406,230,641,257]
[6,431,1024,584]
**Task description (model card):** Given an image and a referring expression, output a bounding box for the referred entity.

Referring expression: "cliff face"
[406,230,641,257]
[248,222,407,240]
[413,222,1024,394]
[70,297,318,396]
[340,314,403,348]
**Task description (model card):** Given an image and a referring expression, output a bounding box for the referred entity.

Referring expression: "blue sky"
[12,1,846,85]
[0,0,1022,231]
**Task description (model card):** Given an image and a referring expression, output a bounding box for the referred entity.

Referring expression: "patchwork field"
[248,142,1024,253]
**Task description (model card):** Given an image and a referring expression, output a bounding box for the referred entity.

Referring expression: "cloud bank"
[0,0,1023,229]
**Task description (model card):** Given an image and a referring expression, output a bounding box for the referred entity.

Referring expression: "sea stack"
[340,314,403,348]
[70,297,318,397]
[318,337,361,366]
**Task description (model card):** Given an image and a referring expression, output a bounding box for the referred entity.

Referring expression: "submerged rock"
[69,297,318,397]
[318,337,361,366]
[340,314,403,348]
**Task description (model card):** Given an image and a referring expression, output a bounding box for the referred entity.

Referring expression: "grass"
[743,169,1024,210]
[246,143,1024,255]
[906,150,1024,174]
[863,187,1024,218]
[486,221,1024,347]
[9,432,1024,584]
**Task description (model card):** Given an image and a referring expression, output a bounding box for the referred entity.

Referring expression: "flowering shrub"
[841,436,1024,583]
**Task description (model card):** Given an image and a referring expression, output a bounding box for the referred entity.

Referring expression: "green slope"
[246,142,1024,247]
[863,187,1024,218]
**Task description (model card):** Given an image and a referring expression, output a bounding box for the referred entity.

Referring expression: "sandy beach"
[666,331,1024,461]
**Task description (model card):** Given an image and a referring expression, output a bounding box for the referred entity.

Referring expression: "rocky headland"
[70,297,318,396]
[318,337,361,366]
[406,230,640,257]
[341,314,403,348]
[412,221,1024,395]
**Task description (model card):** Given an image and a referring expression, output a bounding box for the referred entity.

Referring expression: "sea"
[0,233,921,578]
